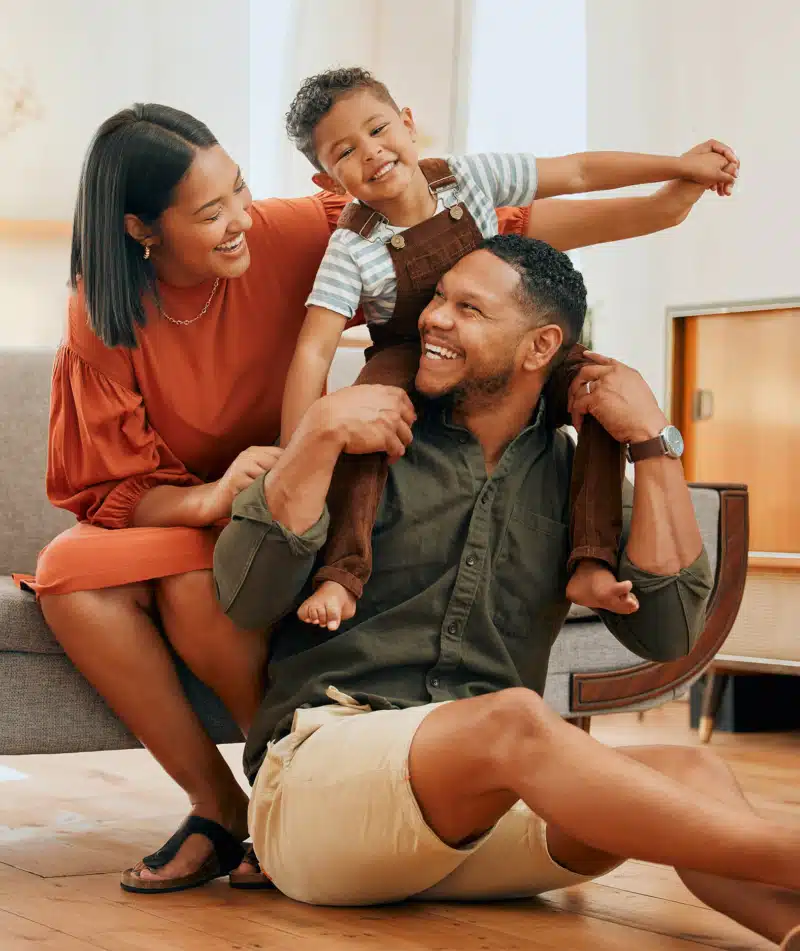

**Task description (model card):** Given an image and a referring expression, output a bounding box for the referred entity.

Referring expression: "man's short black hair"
[286,67,399,172]
[479,234,587,348]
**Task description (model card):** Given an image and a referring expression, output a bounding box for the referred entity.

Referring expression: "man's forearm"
[265,423,344,535]
[625,457,703,576]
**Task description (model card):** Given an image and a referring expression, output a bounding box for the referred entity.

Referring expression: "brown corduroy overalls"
[314,159,624,599]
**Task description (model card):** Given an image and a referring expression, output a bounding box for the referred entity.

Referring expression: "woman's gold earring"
[143,245,151,261]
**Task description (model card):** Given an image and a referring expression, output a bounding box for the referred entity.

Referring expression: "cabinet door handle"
[692,389,714,421]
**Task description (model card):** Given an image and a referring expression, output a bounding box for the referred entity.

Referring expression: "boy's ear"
[312,171,346,195]
[401,106,417,141]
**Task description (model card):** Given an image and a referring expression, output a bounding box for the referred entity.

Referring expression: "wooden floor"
[0,703,797,950]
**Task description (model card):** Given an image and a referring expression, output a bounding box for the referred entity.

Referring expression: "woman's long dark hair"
[70,103,218,348]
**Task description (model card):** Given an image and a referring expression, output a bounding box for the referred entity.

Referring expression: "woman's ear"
[123,214,158,247]
[521,324,564,373]
[312,172,346,195]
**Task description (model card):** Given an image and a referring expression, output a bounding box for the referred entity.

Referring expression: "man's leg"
[546,745,800,946]
[408,689,800,892]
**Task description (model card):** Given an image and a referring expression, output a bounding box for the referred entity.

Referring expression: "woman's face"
[151,145,254,286]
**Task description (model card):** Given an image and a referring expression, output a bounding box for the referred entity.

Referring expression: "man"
[215,236,800,946]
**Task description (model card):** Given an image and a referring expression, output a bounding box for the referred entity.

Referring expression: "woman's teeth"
[371,161,397,182]
[216,233,244,253]
[424,343,460,360]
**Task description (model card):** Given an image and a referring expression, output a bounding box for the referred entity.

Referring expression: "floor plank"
[0,702,797,950]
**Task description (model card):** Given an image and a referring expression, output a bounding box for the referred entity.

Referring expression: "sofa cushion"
[0,576,63,654]
[0,349,74,576]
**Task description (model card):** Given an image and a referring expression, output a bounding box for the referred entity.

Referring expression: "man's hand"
[568,353,668,446]
[303,385,417,460]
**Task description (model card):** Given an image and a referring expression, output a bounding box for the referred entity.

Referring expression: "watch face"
[662,425,684,458]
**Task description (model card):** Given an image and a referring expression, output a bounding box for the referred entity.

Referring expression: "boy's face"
[312,89,420,204]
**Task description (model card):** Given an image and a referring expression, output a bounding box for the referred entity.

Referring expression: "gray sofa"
[0,348,749,755]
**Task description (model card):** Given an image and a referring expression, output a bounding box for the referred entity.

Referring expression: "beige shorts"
[249,688,597,906]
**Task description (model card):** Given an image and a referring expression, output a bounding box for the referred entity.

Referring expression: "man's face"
[415,250,534,405]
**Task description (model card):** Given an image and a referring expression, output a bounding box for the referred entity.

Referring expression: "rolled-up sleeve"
[213,475,330,630]
[599,547,713,662]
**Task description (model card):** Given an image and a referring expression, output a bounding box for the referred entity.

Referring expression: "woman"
[30,102,726,893]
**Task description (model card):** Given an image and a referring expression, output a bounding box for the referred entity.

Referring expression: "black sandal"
[229,843,276,890]
[120,816,245,894]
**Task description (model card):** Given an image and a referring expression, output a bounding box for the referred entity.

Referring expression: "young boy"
[281,67,738,631]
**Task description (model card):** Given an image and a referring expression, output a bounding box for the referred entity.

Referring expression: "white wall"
[466,0,586,156]
[582,0,799,403]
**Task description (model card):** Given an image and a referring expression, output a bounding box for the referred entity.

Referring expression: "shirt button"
[448,622,458,635]
[466,554,476,567]
[430,678,440,688]
[458,435,468,444]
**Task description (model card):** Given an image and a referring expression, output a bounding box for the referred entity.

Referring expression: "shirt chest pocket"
[492,511,570,639]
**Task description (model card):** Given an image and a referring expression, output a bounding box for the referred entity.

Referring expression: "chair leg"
[698,671,728,744]
[569,716,592,734]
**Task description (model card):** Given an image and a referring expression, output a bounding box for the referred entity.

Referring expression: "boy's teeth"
[372,161,396,181]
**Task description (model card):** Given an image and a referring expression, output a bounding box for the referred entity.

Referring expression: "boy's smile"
[312,90,433,221]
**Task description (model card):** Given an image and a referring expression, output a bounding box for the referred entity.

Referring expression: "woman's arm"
[524,177,706,252]
[281,306,348,446]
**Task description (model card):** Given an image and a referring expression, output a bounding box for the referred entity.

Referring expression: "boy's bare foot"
[298,580,357,631]
[566,560,639,615]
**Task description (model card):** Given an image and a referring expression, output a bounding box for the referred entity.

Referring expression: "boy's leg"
[300,342,420,629]
[544,347,631,612]
[408,689,800,892]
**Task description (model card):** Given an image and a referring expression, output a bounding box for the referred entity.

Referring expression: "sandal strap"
[143,816,245,875]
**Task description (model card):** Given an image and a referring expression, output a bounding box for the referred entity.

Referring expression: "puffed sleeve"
[496,204,531,236]
[318,190,349,235]
[46,292,202,529]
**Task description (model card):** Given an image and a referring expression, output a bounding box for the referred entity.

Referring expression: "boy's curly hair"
[286,67,399,171]
[480,235,587,348]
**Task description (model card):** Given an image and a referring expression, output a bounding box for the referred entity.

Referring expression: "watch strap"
[627,434,667,463]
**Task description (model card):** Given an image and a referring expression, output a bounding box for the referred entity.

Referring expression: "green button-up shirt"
[214,405,713,783]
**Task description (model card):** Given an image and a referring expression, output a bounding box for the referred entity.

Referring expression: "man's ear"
[521,324,564,373]
[124,214,158,248]
[312,171,346,195]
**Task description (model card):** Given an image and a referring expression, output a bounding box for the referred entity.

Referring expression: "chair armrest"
[568,483,749,714]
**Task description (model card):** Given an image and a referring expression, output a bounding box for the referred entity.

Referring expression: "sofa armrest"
[566,483,749,715]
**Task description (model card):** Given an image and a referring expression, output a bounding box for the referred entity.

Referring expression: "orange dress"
[26,199,529,596]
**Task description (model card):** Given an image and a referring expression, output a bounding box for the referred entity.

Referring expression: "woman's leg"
[155,569,268,735]
[41,583,249,882]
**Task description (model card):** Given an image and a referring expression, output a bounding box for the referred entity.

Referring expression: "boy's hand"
[681,139,740,196]
[678,151,737,194]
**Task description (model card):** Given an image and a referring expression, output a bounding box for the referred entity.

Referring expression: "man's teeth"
[216,233,244,252]
[424,343,459,360]
[371,161,396,181]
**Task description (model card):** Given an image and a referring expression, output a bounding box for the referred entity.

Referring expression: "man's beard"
[450,366,514,410]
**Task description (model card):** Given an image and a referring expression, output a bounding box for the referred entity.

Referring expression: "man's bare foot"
[298,580,357,631]
[566,560,639,615]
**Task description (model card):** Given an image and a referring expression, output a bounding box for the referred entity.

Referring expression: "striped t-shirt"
[306,152,538,326]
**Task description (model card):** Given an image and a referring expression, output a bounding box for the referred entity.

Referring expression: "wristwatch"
[627,425,684,463]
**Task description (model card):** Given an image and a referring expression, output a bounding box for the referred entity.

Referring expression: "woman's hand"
[201,446,283,523]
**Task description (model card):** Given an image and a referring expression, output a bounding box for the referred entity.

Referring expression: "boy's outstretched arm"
[535,139,738,199]
[522,139,738,251]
